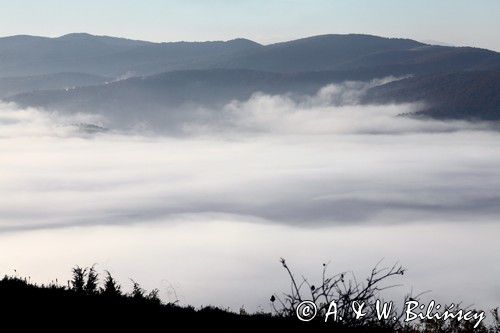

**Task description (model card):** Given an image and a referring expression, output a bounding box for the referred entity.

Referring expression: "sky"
[0,0,499,51]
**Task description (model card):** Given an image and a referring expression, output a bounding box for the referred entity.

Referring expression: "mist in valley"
[1,81,499,312]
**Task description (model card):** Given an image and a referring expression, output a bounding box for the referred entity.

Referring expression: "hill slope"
[8,69,378,129]
[1,33,499,79]
[2,33,500,124]
[0,72,110,98]
[364,70,500,120]
[0,34,262,78]
[8,68,500,127]
[216,34,500,76]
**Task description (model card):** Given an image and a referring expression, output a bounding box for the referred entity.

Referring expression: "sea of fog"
[0,83,499,312]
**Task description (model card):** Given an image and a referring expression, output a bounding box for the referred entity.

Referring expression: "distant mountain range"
[1,33,499,124]
[0,33,261,77]
[2,33,499,78]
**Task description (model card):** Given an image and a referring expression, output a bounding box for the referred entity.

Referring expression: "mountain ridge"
[2,33,500,124]
[1,33,498,78]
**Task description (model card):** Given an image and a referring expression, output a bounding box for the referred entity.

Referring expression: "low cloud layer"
[186,79,489,135]
[1,81,499,313]
[0,103,105,138]
[1,80,499,232]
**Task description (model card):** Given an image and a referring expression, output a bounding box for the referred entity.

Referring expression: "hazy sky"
[0,0,499,51]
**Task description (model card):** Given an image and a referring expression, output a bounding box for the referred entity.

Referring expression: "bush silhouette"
[0,263,497,332]
[85,264,99,295]
[101,270,121,297]
[71,266,87,294]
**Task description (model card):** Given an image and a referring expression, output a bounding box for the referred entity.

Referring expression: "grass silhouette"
[0,264,497,332]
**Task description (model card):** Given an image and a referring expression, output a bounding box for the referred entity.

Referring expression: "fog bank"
[1,83,499,312]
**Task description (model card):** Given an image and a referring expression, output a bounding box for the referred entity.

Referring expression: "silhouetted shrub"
[130,279,146,300]
[271,258,408,329]
[101,270,122,297]
[147,288,161,305]
[0,264,497,332]
[71,266,87,294]
[85,264,99,295]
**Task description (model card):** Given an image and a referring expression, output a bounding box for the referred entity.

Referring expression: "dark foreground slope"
[2,275,497,332]
[0,275,388,332]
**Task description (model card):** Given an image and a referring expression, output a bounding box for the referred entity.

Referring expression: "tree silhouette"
[101,271,122,297]
[85,265,99,295]
[71,266,87,294]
